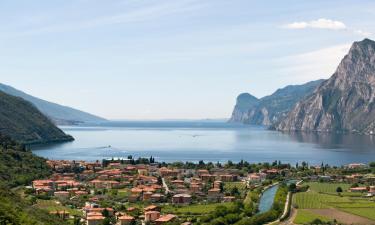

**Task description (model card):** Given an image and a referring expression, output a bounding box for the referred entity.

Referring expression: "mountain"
[0,92,71,224]
[0,90,73,144]
[229,80,324,125]
[0,83,106,125]
[229,93,260,123]
[277,38,375,134]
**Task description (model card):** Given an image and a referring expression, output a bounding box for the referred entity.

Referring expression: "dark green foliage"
[289,183,297,192]
[0,135,52,188]
[0,135,68,225]
[0,188,68,225]
[0,83,106,124]
[199,185,289,225]
[0,91,73,144]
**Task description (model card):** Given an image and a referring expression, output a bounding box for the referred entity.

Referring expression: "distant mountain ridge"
[0,83,106,125]
[277,38,375,134]
[0,90,73,144]
[229,80,324,125]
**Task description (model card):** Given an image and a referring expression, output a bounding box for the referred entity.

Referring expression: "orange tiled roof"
[155,214,177,222]
[87,216,105,220]
[119,215,135,220]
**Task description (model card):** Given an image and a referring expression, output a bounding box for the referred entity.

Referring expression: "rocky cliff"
[229,80,323,125]
[229,93,260,123]
[277,38,375,134]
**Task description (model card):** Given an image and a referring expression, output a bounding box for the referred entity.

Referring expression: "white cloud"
[283,18,346,30]
[282,18,371,37]
[274,44,351,82]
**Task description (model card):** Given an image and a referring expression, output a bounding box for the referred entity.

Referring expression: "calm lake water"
[31,121,375,165]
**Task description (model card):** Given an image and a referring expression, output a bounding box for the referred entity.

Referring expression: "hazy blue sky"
[1,0,374,119]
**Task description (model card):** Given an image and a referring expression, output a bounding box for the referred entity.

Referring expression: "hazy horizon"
[1,0,375,120]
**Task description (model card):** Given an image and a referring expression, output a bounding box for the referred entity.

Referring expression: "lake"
[31,120,375,165]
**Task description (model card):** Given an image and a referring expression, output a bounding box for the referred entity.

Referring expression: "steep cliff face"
[229,93,259,123]
[277,39,375,134]
[229,80,323,125]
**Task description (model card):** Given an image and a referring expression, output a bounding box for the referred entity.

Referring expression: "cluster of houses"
[30,159,374,224]
[82,202,179,225]
[30,160,252,224]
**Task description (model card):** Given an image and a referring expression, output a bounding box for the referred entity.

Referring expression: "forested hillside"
[0,91,73,144]
[0,134,68,225]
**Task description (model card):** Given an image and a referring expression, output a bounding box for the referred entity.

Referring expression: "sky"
[0,0,374,120]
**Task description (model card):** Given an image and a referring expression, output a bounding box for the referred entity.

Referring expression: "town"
[28,157,375,225]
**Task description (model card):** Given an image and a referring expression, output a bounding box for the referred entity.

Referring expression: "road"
[162,177,170,194]
[279,207,297,225]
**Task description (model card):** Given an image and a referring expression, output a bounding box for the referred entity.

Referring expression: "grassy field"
[35,199,83,217]
[304,182,351,193]
[162,202,235,215]
[293,182,375,222]
[294,209,331,224]
[293,192,350,209]
[330,202,375,221]
[117,188,131,197]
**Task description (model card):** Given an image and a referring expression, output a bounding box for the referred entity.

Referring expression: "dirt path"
[309,209,375,225]
[278,207,297,225]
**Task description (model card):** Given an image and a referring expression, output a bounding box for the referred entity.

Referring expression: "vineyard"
[293,192,349,209]
[303,182,351,193]
[292,182,375,223]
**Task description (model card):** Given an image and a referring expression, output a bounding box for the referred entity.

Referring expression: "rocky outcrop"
[277,38,375,135]
[229,93,259,123]
[229,80,323,125]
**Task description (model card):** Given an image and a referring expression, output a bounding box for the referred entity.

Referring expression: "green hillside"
[0,134,69,225]
[0,91,73,144]
[0,83,107,125]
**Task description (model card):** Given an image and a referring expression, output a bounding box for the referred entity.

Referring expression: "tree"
[157,176,163,185]
[101,218,111,225]
[73,216,81,225]
[336,186,343,194]
[310,218,325,224]
[102,208,109,217]
[219,182,224,193]
[230,186,240,196]
[289,183,297,192]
